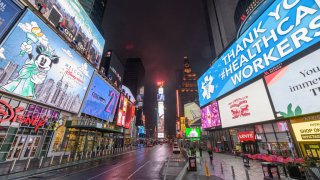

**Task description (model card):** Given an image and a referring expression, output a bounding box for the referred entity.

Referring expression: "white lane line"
[87,159,137,180]
[127,160,151,179]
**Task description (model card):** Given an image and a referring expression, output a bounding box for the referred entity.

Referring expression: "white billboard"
[265,48,320,118]
[218,79,274,128]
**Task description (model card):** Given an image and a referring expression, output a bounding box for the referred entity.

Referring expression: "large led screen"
[186,127,201,138]
[27,0,105,69]
[198,0,320,107]
[200,101,221,129]
[218,79,274,128]
[157,101,165,135]
[184,102,201,126]
[82,74,120,121]
[265,48,320,118]
[0,0,22,40]
[124,102,135,129]
[116,95,128,126]
[0,10,94,113]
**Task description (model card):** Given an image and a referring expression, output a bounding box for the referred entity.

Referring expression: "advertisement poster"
[186,127,201,139]
[0,10,94,113]
[291,120,320,142]
[82,74,120,121]
[265,48,320,118]
[200,101,221,129]
[184,102,201,126]
[0,0,21,39]
[116,95,128,126]
[157,101,165,137]
[198,0,320,107]
[124,102,135,129]
[218,80,274,128]
[27,0,105,69]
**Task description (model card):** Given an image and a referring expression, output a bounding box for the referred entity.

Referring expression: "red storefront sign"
[237,131,255,142]
[0,100,47,132]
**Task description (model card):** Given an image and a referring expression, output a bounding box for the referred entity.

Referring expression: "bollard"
[245,169,250,180]
[90,151,92,158]
[80,152,83,160]
[221,162,224,174]
[49,155,54,166]
[74,152,78,161]
[59,154,64,164]
[95,151,97,157]
[67,154,71,162]
[39,156,44,168]
[86,151,88,159]
[9,159,17,173]
[25,158,31,170]
[231,166,235,179]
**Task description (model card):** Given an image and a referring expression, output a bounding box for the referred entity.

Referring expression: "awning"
[66,125,122,134]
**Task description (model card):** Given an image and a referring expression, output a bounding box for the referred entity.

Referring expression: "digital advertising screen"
[124,102,135,129]
[157,101,165,136]
[27,0,105,69]
[200,101,221,129]
[0,10,94,113]
[265,48,320,118]
[184,102,201,126]
[82,74,120,121]
[116,95,128,126]
[106,50,124,85]
[138,126,145,135]
[218,79,274,128]
[0,0,22,40]
[198,0,320,107]
[186,127,201,139]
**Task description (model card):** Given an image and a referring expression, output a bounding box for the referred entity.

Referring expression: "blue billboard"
[0,0,22,39]
[82,74,120,121]
[0,10,94,113]
[198,0,320,107]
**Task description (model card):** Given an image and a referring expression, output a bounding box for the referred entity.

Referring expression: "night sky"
[102,0,212,135]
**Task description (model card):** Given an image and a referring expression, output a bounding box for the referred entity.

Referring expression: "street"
[16,144,173,180]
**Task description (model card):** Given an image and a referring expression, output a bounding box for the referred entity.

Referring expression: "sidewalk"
[185,151,295,180]
[185,151,223,180]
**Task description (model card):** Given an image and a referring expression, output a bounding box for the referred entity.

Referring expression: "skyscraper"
[123,58,145,126]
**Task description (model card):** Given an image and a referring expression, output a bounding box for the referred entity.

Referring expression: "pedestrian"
[208,149,213,165]
[199,146,203,157]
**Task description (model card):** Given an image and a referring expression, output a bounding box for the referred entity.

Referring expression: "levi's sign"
[237,131,255,142]
[198,0,320,107]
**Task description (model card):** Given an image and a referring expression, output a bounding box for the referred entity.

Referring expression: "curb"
[174,162,188,180]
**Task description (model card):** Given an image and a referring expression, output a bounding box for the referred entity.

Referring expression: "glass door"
[6,135,27,161]
[20,136,41,160]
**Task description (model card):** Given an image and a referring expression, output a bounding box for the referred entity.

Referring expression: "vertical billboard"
[104,50,124,86]
[124,102,135,129]
[218,79,274,128]
[157,86,164,138]
[198,0,320,107]
[200,101,221,129]
[184,102,201,126]
[116,95,128,126]
[265,48,320,118]
[0,10,94,113]
[27,0,105,69]
[0,0,22,40]
[81,74,120,121]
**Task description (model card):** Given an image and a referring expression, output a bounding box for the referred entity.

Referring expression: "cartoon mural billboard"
[0,10,94,113]
[26,0,105,69]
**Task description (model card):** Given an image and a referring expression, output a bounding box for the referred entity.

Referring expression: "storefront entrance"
[241,142,258,154]
[7,135,41,161]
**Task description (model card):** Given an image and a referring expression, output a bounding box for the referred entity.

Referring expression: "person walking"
[199,146,203,157]
[208,149,213,165]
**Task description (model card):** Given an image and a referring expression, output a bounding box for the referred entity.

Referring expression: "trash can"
[243,155,250,167]
[261,162,280,179]
[188,156,197,171]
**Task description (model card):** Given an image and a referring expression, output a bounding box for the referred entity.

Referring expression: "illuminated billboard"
[116,95,128,126]
[184,102,201,126]
[198,0,320,107]
[27,0,105,69]
[0,10,94,113]
[200,101,221,129]
[218,80,274,128]
[186,127,201,139]
[0,0,22,40]
[265,48,320,118]
[124,102,135,129]
[82,74,120,121]
[292,120,320,142]
[157,101,165,137]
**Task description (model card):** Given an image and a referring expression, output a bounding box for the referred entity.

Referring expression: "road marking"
[127,160,151,179]
[87,159,137,180]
